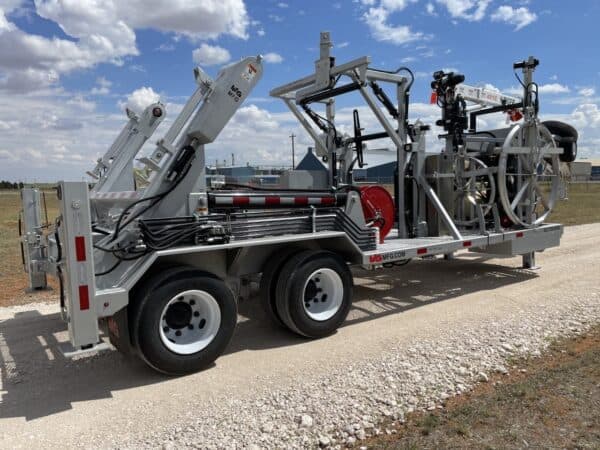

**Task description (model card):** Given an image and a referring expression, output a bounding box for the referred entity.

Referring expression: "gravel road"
[1,223,599,449]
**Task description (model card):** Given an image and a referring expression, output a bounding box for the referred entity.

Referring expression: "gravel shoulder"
[0,223,599,449]
[365,326,600,449]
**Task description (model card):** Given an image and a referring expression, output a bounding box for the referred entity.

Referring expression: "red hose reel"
[358,185,395,243]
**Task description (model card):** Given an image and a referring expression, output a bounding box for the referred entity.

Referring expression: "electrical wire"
[95,259,122,277]
[110,160,193,242]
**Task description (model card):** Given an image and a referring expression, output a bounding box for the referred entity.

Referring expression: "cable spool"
[359,185,395,243]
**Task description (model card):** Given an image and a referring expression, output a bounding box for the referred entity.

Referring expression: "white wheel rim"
[159,290,221,355]
[302,268,344,321]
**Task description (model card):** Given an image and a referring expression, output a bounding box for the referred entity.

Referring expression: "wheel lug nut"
[175,330,182,337]
[194,311,200,317]
[189,299,195,306]
[188,324,194,330]
[163,326,169,332]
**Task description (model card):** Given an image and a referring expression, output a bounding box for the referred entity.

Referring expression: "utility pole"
[289,133,296,169]
[231,153,235,166]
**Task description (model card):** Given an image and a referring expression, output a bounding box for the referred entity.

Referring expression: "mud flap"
[104,306,133,355]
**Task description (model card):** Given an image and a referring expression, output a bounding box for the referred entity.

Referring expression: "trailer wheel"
[258,248,301,327]
[131,269,237,375]
[276,251,353,338]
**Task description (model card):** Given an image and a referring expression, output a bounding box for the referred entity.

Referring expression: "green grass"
[545,182,600,225]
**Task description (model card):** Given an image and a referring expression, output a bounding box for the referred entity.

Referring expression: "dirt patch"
[365,327,600,449]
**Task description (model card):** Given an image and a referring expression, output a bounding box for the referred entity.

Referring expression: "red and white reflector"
[75,236,86,261]
[78,285,90,310]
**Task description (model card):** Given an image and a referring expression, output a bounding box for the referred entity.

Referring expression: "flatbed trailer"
[19,32,574,374]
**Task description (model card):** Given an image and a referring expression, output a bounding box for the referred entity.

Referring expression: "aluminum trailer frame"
[19,32,569,375]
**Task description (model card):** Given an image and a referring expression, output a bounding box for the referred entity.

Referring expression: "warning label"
[241,63,258,82]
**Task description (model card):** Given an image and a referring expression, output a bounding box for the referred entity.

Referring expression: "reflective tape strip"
[79,285,90,310]
[75,236,86,261]
[210,195,338,206]
[265,196,280,206]
[232,196,250,206]
[91,191,140,200]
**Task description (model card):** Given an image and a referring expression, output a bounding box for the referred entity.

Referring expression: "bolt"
[163,326,169,332]
[194,311,200,317]
[189,299,196,306]
[175,330,182,337]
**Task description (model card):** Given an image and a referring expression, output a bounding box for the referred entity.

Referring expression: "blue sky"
[0,0,598,181]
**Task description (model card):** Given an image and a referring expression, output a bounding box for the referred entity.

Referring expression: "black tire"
[275,251,353,338]
[130,267,237,375]
[542,120,578,163]
[258,247,301,327]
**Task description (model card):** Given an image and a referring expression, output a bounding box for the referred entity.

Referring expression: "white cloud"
[363,5,426,45]
[380,0,415,11]
[262,52,283,64]
[578,87,595,97]
[0,0,249,94]
[277,2,288,7]
[426,2,436,15]
[192,44,231,66]
[436,0,491,21]
[67,95,96,112]
[336,41,350,48]
[90,77,112,95]
[156,43,176,52]
[504,83,569,97]
[490,5,537,30]
[257,28,265,37]
[538,83,570,94]
[120,87,161,114]
[0,67,58,93]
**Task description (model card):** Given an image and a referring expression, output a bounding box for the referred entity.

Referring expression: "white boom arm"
[456,84,519,108]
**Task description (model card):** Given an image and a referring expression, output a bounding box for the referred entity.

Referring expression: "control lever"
[353,109,365,168]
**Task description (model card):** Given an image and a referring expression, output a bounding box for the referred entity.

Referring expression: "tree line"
[0,180,24,189]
